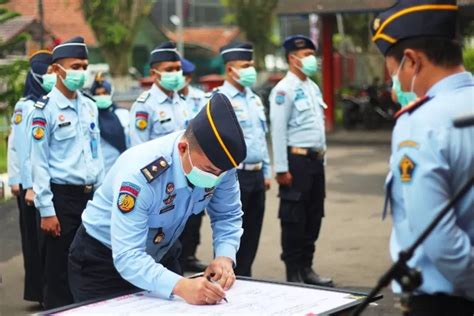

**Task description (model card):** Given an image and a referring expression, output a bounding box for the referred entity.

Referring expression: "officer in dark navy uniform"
[373,1,474,315]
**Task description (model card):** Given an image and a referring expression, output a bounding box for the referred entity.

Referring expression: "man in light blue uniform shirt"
[215,42,271,277]
[7,50,55,305]
[29,36,104,309]
[373,1,474,314]
[129,42,189,146]
[90,74,129,173]
[269,35,332,286]
[68,93,247,306]
[177,58,209,273]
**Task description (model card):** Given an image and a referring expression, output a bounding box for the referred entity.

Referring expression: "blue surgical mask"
[297,55,318,77]
[183,143,226,188]
[154,69,184,91]
[392,56,417,107]
[232,66,257,87]
[57,64,86,91]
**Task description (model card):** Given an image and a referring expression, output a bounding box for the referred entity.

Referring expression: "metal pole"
[38,0,45,49]
[176,0,184,57]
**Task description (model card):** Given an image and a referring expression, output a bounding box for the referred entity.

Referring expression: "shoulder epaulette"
[394,96,431,120]
[34,95,49,109]
[140,156,170,183]
[137,91,150,103]
[81,90,96,102]
[19,96,28,102]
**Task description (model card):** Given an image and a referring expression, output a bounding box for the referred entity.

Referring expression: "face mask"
[392,56,417,107]
[296,55,318,77]
[57,64,86,91]
[41,74,56,92]
[183,143,226,188]
[94,95,113,109]
[154,70,184,91]
[233,66,257,87]
[30,70,50,93]
[176,74,187,91]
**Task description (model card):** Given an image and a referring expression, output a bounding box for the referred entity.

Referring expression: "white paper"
[55,280,364,315]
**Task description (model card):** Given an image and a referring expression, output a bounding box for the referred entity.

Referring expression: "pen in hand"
[207,273,229,303]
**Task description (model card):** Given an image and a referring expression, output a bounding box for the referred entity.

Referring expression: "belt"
[289,146,325,160]
[50,183,94,194]
[237,162,263,171]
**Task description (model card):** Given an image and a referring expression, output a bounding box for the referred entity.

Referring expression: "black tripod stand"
[351,175,474,316]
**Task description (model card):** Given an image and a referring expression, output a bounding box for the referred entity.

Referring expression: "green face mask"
[233,66,257,87]
[94,95,113,109]
[41,74,57,92]
[297,55,318,77]
[155,70,184,91]
[392,56,417,107]
[176,74,187,91]
[183,143,226,188]
[58,65,86,91]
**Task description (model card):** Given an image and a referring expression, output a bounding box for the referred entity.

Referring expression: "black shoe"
[301,267,334,287]
[286,265,304,283]
[184,256,207,272]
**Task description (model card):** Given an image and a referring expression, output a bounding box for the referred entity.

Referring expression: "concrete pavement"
[0,130,401,315]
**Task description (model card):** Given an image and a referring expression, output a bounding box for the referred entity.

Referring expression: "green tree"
[82,0,155,86]
[0,0,29,114]
[221,0,279,70]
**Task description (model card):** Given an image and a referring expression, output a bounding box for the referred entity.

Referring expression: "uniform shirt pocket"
[157,112,175,134]
[235,108,251,128]
[53,124,77,141]
[293,99,315,125]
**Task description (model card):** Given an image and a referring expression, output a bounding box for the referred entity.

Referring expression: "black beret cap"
[150,41,180,66]
[29,50,52,75]
[371,0,458,55]
[220,42,253,63]
[283,35,316,54]
[52,36,88,62]
[191,93,247,171]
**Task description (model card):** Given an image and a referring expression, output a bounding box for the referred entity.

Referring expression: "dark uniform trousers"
[235,169,265,277]
[42,184,93,309]
[68,224,183,303]
[408,294,474,316]
[178,212,204,268]
[17,186,44,302]
[279,152,325,269]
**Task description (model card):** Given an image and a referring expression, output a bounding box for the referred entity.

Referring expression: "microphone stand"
[351,175,474,316]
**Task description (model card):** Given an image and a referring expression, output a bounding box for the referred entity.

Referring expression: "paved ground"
[0,130,402,315]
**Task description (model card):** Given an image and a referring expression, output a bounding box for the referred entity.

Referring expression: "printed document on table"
[55,279,363,315]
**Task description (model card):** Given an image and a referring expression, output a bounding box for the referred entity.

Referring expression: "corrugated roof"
[0,16,35,43]
[4,0,97,46]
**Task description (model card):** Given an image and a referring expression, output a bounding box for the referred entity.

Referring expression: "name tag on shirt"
[59,122,71,128]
